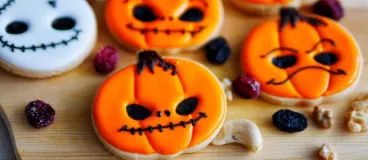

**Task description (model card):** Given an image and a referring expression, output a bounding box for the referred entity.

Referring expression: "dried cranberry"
[272,109,308,133]
[205,37,231,64]
[25,100,55,128]
[232,74,260,99]
[313,0,344,21]
[94,45,119,74]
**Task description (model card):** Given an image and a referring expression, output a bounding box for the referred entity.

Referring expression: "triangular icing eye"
[176,97,198,115]
[179,8,204,22]
[314,52,338,65]
[127,104,152,120]
[272,55,297,69]
[133,5,157,22]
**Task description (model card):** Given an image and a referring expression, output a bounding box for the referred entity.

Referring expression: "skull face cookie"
[105,0,224,53]
[0,0,97,78]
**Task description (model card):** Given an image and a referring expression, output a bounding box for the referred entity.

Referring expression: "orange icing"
[242,0,292,5]
[93,57,226,155]
[105,0,223,49]
[241,15,361,99]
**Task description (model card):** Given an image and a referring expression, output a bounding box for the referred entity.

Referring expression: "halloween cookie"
[93,50,226,159]
[230,0,302,16]
[0,0,97,78]
[241,8,363,106]
[105,0,224,53]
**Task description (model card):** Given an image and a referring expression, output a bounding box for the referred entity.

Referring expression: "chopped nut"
[313,106,333,129]
[220,78,233,101]
[346,92,368,133]
[319,144,337,160]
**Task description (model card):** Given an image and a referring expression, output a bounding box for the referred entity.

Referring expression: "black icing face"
[0,0,85,53]
[119,96,207,135]
[132,5,204,22]
[126,97,199,120]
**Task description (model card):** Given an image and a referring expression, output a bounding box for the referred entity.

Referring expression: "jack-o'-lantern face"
[241,8,362,99]
[93,51,226,155]
[105,0,223,49]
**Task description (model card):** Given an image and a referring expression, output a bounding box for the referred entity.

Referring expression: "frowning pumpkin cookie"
[93,50,226,159]
[241,8,363,106]
[230,0,301,16]
[105,0,224,53]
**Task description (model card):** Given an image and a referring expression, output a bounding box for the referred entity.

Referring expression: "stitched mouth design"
[0,29,82,52]
[0,0,14,15]
[127,23,206,36]
[267,66,347,85]
[118,112,208,136]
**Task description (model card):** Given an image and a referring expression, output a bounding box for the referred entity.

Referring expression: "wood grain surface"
[0,1,367,160]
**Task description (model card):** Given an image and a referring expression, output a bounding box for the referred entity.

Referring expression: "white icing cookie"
[0,0,97,78]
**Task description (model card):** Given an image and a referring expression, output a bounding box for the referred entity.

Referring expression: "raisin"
[313,0,344,21]
[94,45,119,74]
[232,74,260,99]
[205,37,231,64]
[272,109,308,133]
[25,100,55,128]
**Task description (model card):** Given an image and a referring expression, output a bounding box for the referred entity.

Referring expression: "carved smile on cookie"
[0,29,82,52]
[267,66,347,85]
[127,23,206,36]
[118,112,208,136]
[0,0,14,15]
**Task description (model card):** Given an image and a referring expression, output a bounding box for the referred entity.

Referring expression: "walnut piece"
[220,78,233,101]
[346,92,368,133]
[313,106,333,128]
[319,144,337,160]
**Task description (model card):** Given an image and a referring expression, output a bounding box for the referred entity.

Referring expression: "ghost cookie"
[0,0,97,78]
[105,0,224,53]
[241,8,363,106]
[93,50,226,159]
[230,0,301,16]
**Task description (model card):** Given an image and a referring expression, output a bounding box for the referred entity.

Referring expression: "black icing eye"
[133,5,157,22]
[127,104,152,120]
[52,17,76,30]
[272,55,297,69]
[179,8,204,22]
[176,97,198,115]
[6,21,28,34]
[314,52,338,65]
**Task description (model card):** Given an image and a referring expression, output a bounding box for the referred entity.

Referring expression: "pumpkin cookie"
[241,8,363,106]
[230,0,302,16]
[92,50,226,159]
[0,0,97,78]
[105,0,224,53]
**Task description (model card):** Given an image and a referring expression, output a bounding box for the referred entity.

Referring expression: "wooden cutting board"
[1,1,367,160]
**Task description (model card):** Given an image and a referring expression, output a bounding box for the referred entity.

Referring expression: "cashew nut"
[212,120,263,152]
